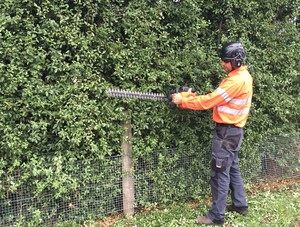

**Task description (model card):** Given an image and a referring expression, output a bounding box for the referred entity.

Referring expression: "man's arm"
[173,78,243,110]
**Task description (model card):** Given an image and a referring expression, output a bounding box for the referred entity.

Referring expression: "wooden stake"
[121,110,135,216]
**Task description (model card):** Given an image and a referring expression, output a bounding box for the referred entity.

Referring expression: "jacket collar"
[228,66,247,77]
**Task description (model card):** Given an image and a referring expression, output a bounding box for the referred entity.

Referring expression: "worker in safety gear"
[172,41,252,225]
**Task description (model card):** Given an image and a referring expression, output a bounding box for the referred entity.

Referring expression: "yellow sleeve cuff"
[182,97,190,103]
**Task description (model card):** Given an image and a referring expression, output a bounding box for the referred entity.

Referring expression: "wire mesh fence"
[248,133,300,183]
[0,133,299,226]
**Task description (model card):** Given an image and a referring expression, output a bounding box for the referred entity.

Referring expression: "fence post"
[121,110,135,216]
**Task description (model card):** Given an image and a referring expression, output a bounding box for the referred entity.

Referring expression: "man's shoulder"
[221,73,249,89]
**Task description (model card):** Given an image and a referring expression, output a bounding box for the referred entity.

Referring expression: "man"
[172,41,252,225]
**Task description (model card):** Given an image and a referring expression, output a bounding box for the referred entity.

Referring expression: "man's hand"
[172,93,183,105]
[172,91,197,105]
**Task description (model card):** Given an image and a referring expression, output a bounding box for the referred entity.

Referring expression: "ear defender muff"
[232,57,242,68]
[232,52,244,68]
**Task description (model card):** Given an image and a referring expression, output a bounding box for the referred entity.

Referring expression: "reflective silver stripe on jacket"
[216,87,252,105]
[215,88,231,102]
[217,106,250,115]
[230,97,252,105]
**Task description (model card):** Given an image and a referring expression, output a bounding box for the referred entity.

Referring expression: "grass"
[58,178,300,227]
[110,179,300,227]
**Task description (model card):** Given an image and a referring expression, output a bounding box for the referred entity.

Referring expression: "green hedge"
[0,0,299,225]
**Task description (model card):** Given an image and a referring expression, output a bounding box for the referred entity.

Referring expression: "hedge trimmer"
[106,88,167,101]
[106,87,196,106]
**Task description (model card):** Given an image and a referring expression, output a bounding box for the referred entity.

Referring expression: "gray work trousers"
[207,123,248,223]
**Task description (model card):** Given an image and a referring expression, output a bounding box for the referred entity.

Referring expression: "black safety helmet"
[218,42,246,69]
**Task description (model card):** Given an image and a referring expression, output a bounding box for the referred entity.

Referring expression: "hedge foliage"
[0,0,299,224]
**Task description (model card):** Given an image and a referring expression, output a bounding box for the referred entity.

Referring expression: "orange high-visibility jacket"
[178,66,253,128]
